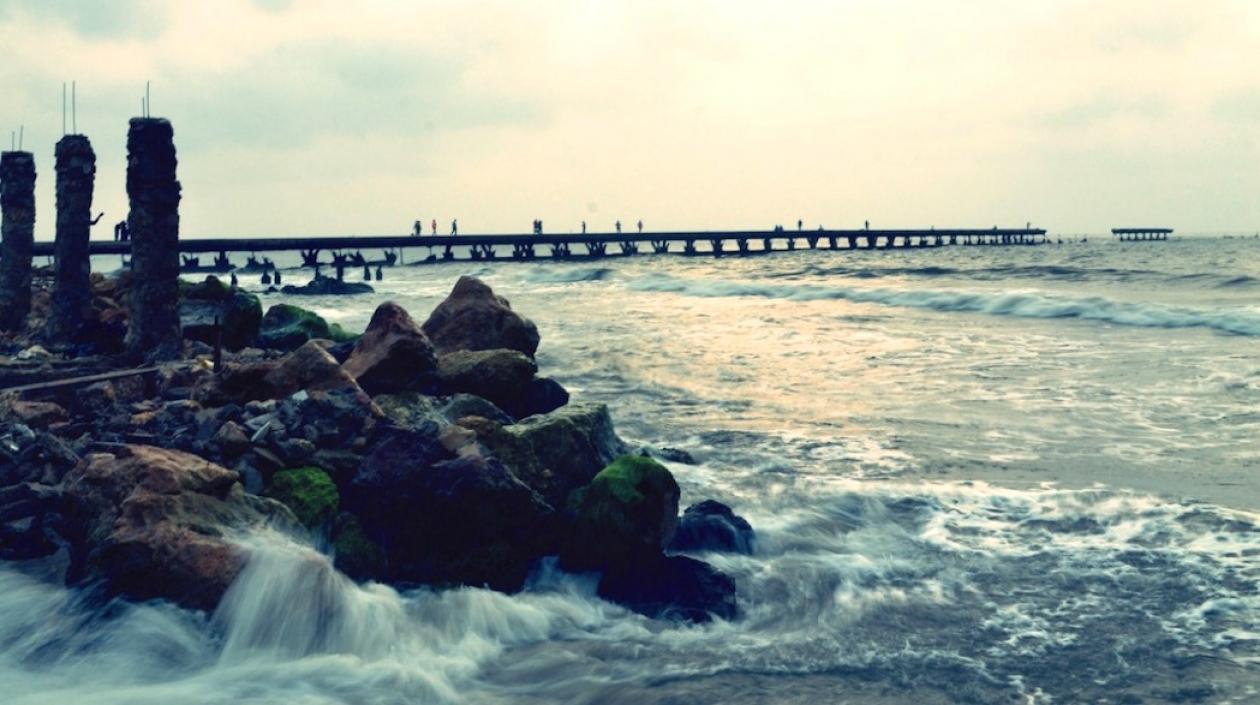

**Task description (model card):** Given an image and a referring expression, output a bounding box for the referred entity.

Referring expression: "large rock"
[179,278,263,351]
[342,302,437,395]
[598,555,738,623]
[265,467,339,529]
[199,341,368,405]
[669,500,756,554]
[559,455,680,574]
[435,349,536,417]
[345,424,554,590]
[258,304,357,352]
[461,402,627,508]
[421,276,540,358]
[280,278,374,296]
[60,445,295,611]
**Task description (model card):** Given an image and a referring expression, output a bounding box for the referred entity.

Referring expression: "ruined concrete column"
[0,151,36,333]
[124,118,182,361]
[46,135,96,343]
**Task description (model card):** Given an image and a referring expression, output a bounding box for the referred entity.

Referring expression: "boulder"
[60,445,295,611]
[5,401,68,430]
[559,455,680,574]
[331,511,385,581]
[280,278,374,296]
[421,276,540,358]
[200,341,369,405]
[265,467,339,529]
[342,302,438,395]
[461,402,627,508]
[598,555,738,623]
[523,377,570,418]
[669,500,755,554]
[375,392,447,429]
[258,304,357,352]
[440,394,514,425]
[435,349,537,417]
[213,420,251,459]
[345,424,554,590]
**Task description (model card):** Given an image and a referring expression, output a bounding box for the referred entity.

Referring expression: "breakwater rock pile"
[0,275,748,623]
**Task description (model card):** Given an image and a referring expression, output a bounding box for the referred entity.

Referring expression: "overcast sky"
[0,0,1257,238]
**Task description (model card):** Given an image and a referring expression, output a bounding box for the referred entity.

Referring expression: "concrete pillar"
[46,135,96,342]
[0,151,36,333]
[124,118,182,361]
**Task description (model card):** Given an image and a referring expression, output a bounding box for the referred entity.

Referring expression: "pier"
[30,227,1050,269]
[1112,228,1172,241]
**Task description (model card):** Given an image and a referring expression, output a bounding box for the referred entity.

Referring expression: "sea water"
[3,236,1258,704]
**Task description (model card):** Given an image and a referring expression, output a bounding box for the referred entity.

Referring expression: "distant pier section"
[1112,228,1172,242]
[31,227,1050,269]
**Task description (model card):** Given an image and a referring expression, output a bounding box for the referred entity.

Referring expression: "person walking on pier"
[581,220,587,235]
[413,220,422,237]
[637,219,643,234]
[797,219,802,231]
[431,219,437,236]
[615,220,622,234]
[451,219,458,236]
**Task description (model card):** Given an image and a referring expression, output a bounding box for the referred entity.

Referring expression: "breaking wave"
[627,274,1260,336]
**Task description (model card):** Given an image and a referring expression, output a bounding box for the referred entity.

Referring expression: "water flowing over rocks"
[60,445,295,611]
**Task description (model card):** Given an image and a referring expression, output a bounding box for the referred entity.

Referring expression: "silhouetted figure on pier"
[431,219,437,235]
[451,219,458,236]
[413,220,422,237]
[797,219,802,231]
[375,265,383,281]
[113,220,129,242]
[864,220,869,230]
[581,220,586,235]
[637,220,643,234]
[615,220,622,234]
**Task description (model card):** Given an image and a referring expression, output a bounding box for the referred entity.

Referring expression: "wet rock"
[669,500,755,554]
[598,555,738,624]
[331,511,385,581]
[280,278,374,296]
[347,426,554,590]
[523,377,569,418]
[213,420,250,459]
[258,304,357,352]
[199,341,369,405]
[375,392,447,429]
[462,402,627,508]
[560,455,680,573]
[180,279,263,351]
[653,447,698,465]
[309,449,362,490]
[342,302,437,395]
[435,349,536,417]
[265,467,338,529]
[61,444,295,611]
[440,394,513,425]
[421,276,540,358]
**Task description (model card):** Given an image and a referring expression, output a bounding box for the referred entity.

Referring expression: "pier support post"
[0,151,36,333]
[46,135,96,343]
[124,118,183,361]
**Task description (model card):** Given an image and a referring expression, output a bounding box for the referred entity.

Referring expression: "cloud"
[0,0,169,40]
[1213,90,1260,122]
[1036,94,1171,130]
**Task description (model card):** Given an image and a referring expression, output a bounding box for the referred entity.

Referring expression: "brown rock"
[342,302,437,395]
[213,420,250,458]
[200,341,369,405]
[61,445,295,611]
[421,276,540,358]
[7,400,69,429]
[435,348,537,417]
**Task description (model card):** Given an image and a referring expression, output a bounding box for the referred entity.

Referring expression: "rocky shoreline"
[0,274,752,623]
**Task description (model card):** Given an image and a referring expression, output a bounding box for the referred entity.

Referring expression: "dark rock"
[179,289,262,351]
[598,555,738,623]
[309,449,362,490]
[198,341,370,405]
[462,402,627,508]
[342,302,437,395]
[421,276,540,358]
[280,278,374,296]
[213,420,251,458]
[435,349,537,418]
[440,394,513,425]
[523,377,569,418]
[560,455,680,573]
[669,500,755,554]
[61,444,295,611]
[654,447,698,465]
[325,339,356,364]
[375,392,447,429]
[258,304,357,352]
[332,511,385,581]
[6,401,69,430]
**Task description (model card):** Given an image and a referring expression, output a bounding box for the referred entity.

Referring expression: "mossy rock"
[179,275,232,302]
[560,455,680,573]
[265,467,339,528]
[258,303,358,351]
[332,512,386,580]
[223,291,262,350]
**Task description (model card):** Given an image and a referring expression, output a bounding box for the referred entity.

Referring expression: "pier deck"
[1111,228,1173,241]
[32,228,1050,266]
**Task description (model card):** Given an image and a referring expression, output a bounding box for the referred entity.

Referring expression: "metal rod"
[17,126,22,150]
[62,83,66,136]
[72,81,77,133]
[146,81,150,117]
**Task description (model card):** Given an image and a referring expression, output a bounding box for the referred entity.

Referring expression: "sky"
[0,0,1257,238]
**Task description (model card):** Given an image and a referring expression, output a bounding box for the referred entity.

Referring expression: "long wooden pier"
[1111,228,1172,242]
[31,227,1049,267]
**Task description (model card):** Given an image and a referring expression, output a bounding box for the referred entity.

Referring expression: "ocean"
[3,235,1259,704]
